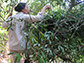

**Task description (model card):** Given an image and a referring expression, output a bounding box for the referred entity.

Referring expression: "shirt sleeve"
[2,17,12,28]
[24,12,44,23]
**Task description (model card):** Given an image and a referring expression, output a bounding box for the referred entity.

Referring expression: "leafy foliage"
[24,8,84,63]
[0,0,84,63]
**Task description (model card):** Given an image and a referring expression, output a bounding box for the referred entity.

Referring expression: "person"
[2,2,51,63]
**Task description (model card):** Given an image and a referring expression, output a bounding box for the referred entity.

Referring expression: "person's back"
[7,12,27,51]
[2,2,51,63]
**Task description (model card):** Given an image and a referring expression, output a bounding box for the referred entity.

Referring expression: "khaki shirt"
[2,12,44,51]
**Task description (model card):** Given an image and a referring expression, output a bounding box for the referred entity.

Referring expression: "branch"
[30,18,50,31]
[58,22,84,34]
[68,1,84,12]
[44,23,55,25]
[54,17,83,36]
[75,1,84,6]
[56,54,72,62]
[68,0,75,12]
[39,18,50,25]
[0,5,14,21]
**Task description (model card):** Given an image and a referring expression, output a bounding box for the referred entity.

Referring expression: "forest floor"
[0,43,63,63]
[0,53,11,63]
[0,43,11,63]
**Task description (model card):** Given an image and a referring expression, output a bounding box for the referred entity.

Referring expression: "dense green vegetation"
[0,0,84,63]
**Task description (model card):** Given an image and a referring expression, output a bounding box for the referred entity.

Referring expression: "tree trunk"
[68,0,75,12]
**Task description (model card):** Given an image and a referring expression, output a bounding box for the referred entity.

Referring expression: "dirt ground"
[0,54,11,63]
[0,43,11,63]
[0,43,63,63]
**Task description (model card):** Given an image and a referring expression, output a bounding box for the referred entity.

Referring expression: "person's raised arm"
[41,5,51,13]
[24,5,51,23]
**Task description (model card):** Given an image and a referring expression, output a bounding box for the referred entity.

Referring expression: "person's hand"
[44,5,51,10]
[41,5,51,13]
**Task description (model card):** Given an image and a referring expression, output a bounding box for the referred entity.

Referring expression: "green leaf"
[0,44,2,47]
[16,0,18,3]
[38,58,42,63]
[8,52,15,55]
[14,56,18,63]
[29,55,33,58]
[25,49,29,58]
[49,40,52,44]
[14,53,22,63]
[31,37,34,43]
[50,50,53,55]
[9,59,12,62]
[44,34,49,37]
[58,45,64,52]
[55,36,58,39]
[41,51,45,58]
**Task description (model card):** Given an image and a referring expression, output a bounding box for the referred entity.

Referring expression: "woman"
[2,2,51,63]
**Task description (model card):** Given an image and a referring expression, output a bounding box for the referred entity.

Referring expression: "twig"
[59,22,84,34]
[39,18,50,25]
[54,17,83,36]
[30,18,50,31]
[75,1,84,6]
[68,1,84,12]
[56,54,72,62]
[44,23,55,25]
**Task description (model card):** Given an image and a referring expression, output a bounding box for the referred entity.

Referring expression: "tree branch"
[68,0,75,12]
[75,1,84,6]
[39,18,50,25]
[68,1,84,12]
[30,18,50,31]
[56,54,72,62]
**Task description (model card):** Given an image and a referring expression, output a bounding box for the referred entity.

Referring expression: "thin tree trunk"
[68,0,75,12]
[68,0,84,12]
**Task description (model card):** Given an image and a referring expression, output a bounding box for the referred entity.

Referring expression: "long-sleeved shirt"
[2,12,44,51]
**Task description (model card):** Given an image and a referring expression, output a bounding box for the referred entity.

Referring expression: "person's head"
[15,3,30,14]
